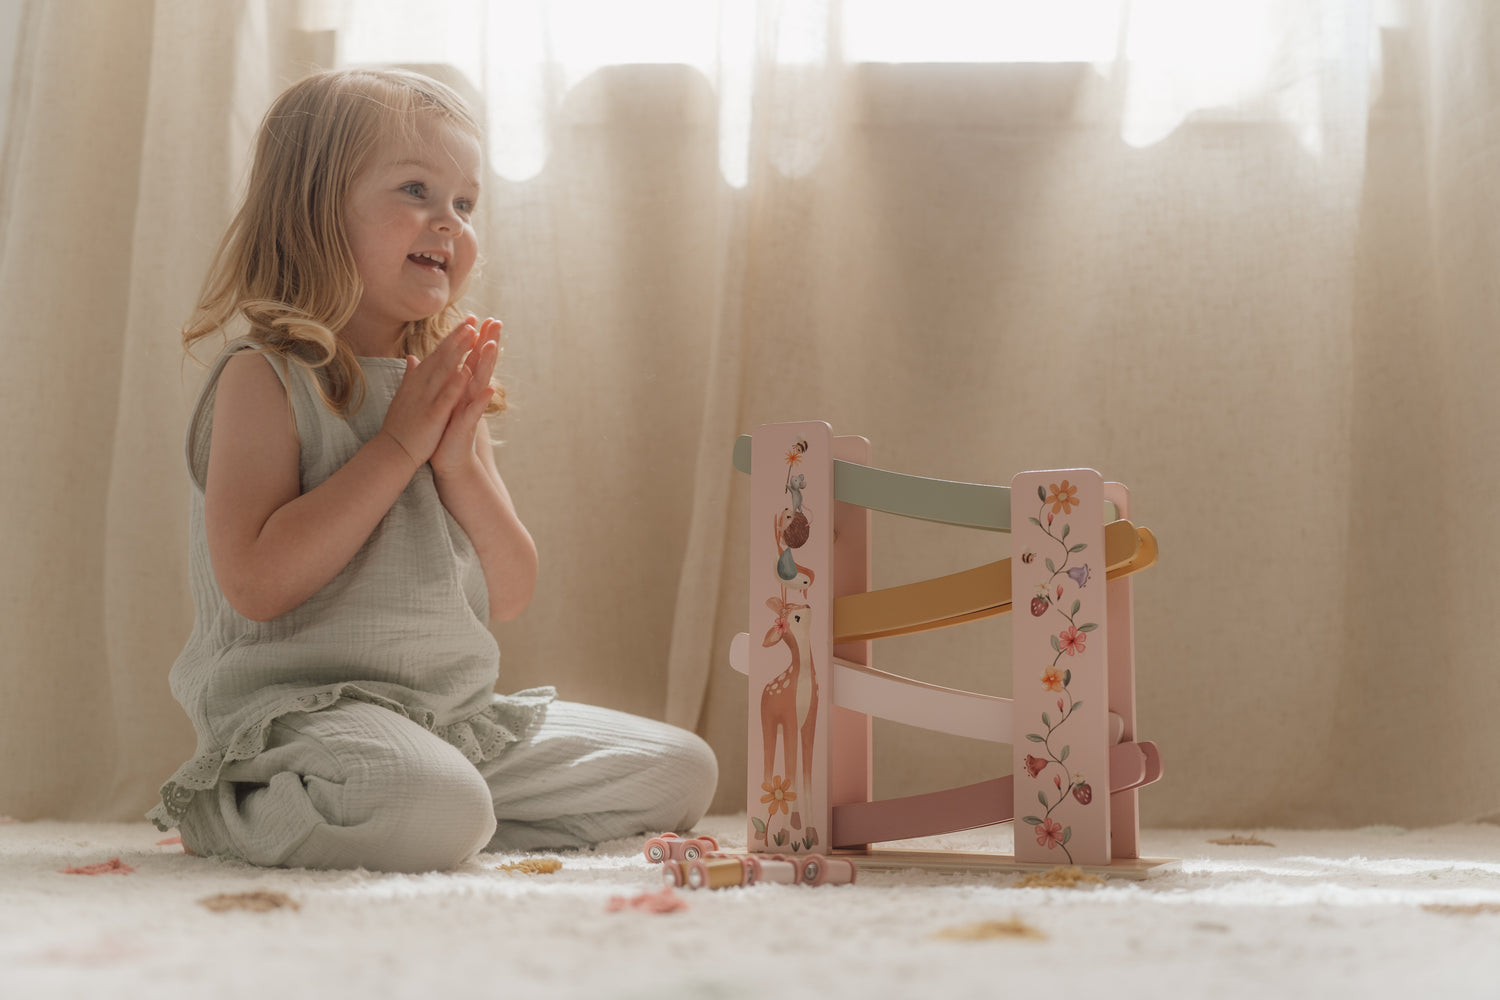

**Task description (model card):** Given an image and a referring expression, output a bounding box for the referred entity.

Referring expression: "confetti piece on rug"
[156,835,183,847]
[1208,835,1275,847]
[1015,866,1104,889]
[497,857,563,875]
[1422,902,1500,916]
[0,815,17,824]
[59,857,134,875]
[199,891,300,913]
[606,888,688,914]
[934,917,1046,941]
[33,936,146,965]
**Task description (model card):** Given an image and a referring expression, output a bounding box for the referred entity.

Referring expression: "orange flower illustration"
[1058,625,1086,657]
[761,775,796,815]
[1041,665,1065,692]
[785,447,804,469]
[1045,480,1079,515]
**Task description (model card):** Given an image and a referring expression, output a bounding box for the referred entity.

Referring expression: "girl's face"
[341,115,482,355]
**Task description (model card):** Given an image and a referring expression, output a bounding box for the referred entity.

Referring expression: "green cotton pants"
[177,699,719,872]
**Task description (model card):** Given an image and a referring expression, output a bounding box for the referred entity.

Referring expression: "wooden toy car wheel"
[798,855,825,886]
[661,859,686,888]
[643,833,679,863]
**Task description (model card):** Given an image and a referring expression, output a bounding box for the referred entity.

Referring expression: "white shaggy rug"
[3,815,1499,999]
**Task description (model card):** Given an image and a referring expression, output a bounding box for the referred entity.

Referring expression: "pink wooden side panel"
[832,740,1152,847]
[830,435,874,846]
[1011,469,1112,866]
[1103,481,1141,859]
[747,422,834,855]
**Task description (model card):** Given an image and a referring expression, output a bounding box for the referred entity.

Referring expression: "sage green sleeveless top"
[149,338,553,831]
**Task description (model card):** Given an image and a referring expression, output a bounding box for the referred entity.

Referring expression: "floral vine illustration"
[1019,480,1098,864]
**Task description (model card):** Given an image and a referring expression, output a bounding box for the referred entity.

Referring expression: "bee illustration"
[1021,550,1036,564]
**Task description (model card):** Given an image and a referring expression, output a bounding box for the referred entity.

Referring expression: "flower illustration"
[1066,564,1091,588]
[1041,666,1065,692]
[761,776,796,815]
[1023,754,1048,778]
[785,446,804,469]
[1036,817,1064,849]
[1058,625,1087,657]
[1046,481,1079,515]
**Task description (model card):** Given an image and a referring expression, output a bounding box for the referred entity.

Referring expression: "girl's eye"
[455,199,475,216]
[401,182,426,198]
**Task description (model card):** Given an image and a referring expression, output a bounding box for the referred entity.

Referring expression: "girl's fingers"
[470,338,500,386]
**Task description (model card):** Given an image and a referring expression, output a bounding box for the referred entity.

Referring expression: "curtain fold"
[3,0,1498,830]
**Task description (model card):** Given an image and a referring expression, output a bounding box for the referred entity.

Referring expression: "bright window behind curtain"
[335,0,1380,185]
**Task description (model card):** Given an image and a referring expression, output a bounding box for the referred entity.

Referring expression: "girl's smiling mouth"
[408,252,448,271]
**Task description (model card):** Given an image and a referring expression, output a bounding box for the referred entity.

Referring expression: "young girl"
[147,68,718,872]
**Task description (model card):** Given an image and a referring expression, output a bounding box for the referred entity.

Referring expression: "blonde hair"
[184,68,504,415]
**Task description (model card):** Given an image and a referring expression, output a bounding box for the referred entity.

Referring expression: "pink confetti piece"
[34,937,145,965]
[60,857,135,875]
[155,835,183,847]
[606,887,688,914]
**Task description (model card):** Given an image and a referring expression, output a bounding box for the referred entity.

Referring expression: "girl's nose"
[431,205,461,233]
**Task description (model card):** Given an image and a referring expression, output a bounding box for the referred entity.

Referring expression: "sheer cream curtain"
[2,0,1496,830]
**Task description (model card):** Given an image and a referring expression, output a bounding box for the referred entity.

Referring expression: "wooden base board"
[826,847,1178,881]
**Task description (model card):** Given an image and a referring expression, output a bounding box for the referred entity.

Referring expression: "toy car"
[642,832,720,864]
[679,853,857,890]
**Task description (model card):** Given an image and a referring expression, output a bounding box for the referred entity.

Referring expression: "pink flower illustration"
[1036,817,1064,849]
[1023,754,1048,778]
[1058,625,1086,656]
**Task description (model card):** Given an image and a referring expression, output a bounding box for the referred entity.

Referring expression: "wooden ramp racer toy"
[727,422,1171,878]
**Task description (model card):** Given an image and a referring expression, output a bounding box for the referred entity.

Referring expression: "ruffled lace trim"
[147,684,556,831]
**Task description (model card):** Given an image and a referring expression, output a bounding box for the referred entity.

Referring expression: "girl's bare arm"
[433,418,538,622]
[205,327,477,622]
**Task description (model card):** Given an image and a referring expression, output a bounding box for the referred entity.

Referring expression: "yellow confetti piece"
[1208,835,1275,847]
[1015,866,1104,889]
[934,917,1046,941]
[199,891,300,913]
[497,857,563,875]
[1422,903,1500,916]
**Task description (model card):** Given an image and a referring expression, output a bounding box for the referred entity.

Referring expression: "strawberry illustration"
[1030,595,1050,617]
[1072,782,1093,805]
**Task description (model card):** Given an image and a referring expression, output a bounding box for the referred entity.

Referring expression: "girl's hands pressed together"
[430,316,502,477]
[379,320,481,469]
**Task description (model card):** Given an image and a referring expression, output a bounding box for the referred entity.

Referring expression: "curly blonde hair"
[184,68,504,415]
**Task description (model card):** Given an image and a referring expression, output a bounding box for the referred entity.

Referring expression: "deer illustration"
[760,595,819,847]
